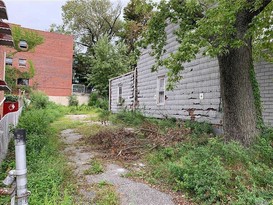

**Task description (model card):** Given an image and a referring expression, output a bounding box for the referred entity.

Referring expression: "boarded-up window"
[5,57,12,66]
[19,59,27,67]
[157,76,165,105]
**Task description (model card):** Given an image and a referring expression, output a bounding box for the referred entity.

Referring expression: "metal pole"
[14,129,28,205]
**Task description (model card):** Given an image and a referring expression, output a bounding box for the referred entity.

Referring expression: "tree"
[122,0,154,54]
[62,0,123,52]
[49,23,67,34]
[87,36,131,97]
[142,0,273,146]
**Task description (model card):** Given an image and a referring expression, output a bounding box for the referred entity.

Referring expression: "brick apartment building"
[0,25,74,105]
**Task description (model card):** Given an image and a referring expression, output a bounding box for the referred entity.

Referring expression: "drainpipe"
[14,129,29,205]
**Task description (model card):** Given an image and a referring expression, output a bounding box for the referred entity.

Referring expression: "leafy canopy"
[142,0,273,88]
[87,36,131,96]
[62,0,122,51]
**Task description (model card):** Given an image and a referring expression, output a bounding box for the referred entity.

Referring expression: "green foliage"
[250,65,264,128]
[4,94,19,102]
[5,66,17,91]
[92,182,119,205]
[88,92,108,110]
[84,159,104,175]
[29,91,50,109]
[142,0,273,88]
[87,36,131,96]
[121,0,154,63]
[1,102,73,204]
[62,0,122,50]
[28,60,35,78]
[184,120,213,135]
[110,109,146,126]
[144,133,273,204]
[12,25,44,52]
[68,95,79,106]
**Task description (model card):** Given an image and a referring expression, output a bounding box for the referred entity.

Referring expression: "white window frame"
[157,75,166,105]
[5,57,13,66]
[117,83,123,105]
[19,58,27,67]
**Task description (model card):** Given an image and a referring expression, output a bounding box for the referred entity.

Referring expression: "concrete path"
[60,115,175,205]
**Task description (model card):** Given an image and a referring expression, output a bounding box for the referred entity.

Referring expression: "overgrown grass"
[0,94,75,204]
[136,128,273,204]
[92,181,119,205]
[84,159,104,175]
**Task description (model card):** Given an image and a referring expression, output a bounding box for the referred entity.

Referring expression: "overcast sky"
[4,0,131,31]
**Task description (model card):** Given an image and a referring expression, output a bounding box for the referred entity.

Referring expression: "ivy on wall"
[5,26,44,93]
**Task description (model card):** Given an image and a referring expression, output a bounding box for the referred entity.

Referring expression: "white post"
[14,129,28,205]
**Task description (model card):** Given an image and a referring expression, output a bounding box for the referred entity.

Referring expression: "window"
[17,78,29,86]
[5,57,12,66]
[157,76,165,105]
[19,40,28,50]
[19,59,27,67]
[117,84,123,105]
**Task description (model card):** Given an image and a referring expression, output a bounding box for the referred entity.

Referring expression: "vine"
[5,26,44,93]
[249,64,264,129]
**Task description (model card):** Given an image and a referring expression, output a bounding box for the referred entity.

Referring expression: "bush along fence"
[0,106,23,164]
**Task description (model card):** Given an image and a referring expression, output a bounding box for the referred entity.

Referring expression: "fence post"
[14,129,29,205]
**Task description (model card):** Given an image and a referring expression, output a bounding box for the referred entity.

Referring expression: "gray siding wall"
[255,62,273,126]
[109,72,134,113]
[137,24,222,124]
[110,23,273,126]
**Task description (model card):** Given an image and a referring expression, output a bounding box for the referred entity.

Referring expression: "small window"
[19,59,27,67]
[19,40,28,50]
[5,57,13,66]
[157,76,165,105]
[17,78,29,86]
[117,84,123,105]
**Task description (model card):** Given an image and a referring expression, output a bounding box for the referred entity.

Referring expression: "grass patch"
[75,124,107,138]
[133,132,273,204]
[92,181,119,205]
[84,159,104,175]
[0,94,75,204]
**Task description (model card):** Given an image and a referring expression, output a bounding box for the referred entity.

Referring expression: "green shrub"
[110,110,145,126]
[18,109,51,135]
[30,91,49,109]
[184,120,213,135]
[68,95,79,106]
[88,92,108,110]
[5,94,19,102]
[170,148,231,203]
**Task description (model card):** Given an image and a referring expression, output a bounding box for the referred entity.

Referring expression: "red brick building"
[0,25,74,105]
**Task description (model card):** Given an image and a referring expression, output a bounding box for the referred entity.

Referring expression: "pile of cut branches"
[85,122,193,160]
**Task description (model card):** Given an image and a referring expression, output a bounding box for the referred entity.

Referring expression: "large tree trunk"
[217,39,259,146]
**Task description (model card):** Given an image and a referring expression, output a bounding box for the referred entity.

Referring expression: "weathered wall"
[49,94,89,106]
[255,62,273,126]
[136,24,222,124]
[110,23,273,127]
[109,72,135,113]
